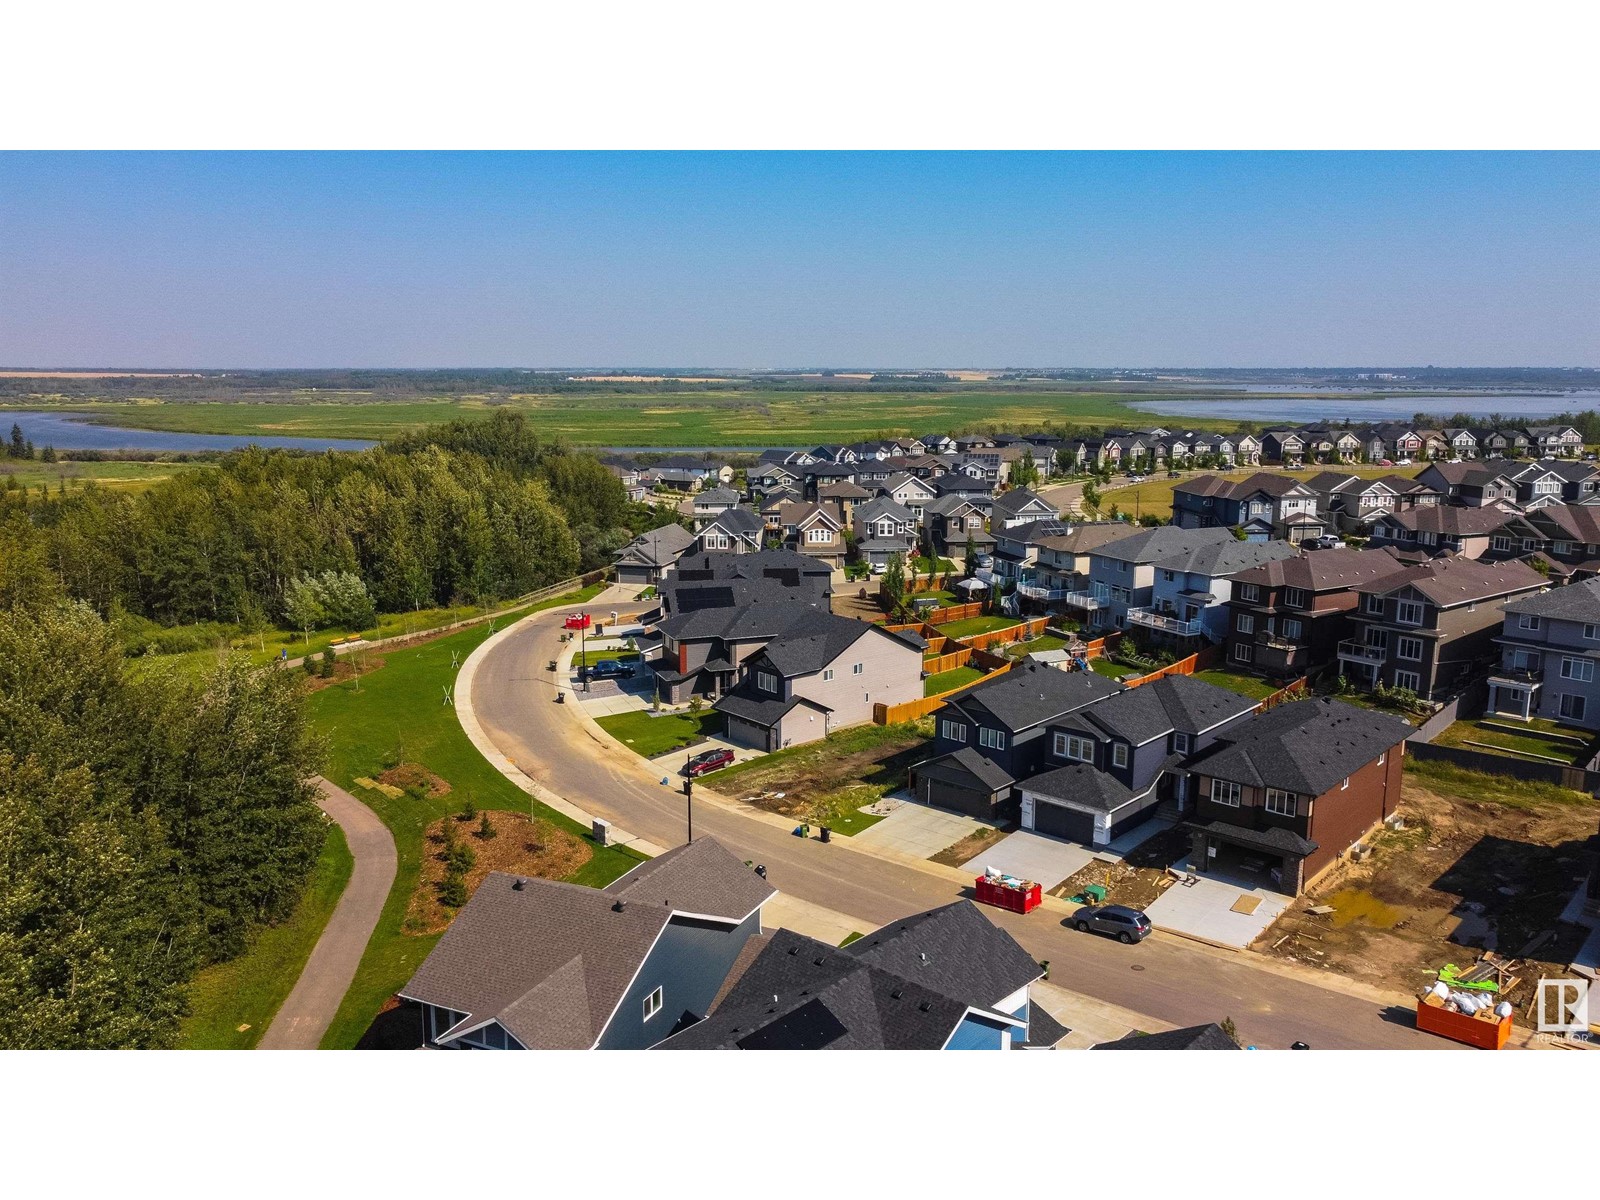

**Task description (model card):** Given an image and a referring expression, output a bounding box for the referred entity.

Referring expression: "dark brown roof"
[1231,545,1410,593]
[1351,554,1546,606]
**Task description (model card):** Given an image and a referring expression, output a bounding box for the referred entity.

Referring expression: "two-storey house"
[1068,525,1237,631]
[1528,425,1585,458]
[1488,576,1600,729]
[776,500,847,568]
[1014,522,1144,611]
[1338,556,1547,699]
[991,486,1059,530]
[851,496,919,569]
[1170,472,1324,542]
[1415,461,1518,508]
[1127,538,1299,645]
[613,523,696,588]
[1185,698,1412,895]
[1367,505,1534,560]
[1508,458,1600,507]
[692,507,765,555]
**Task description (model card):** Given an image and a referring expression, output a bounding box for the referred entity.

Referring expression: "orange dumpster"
[1415,995,1511,1049]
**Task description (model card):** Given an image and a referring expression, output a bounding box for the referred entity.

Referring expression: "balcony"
[1256,631,1299,652]
[1060,590,1103,611]
[1337,639,1387,663]
[1017,582,1072,601]
[1488,666,1542,688]
[1126,607,1204,637]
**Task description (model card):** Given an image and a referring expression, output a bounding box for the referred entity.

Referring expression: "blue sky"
[1,152,1595,368]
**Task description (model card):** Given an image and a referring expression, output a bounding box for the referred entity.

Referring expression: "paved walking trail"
[258,778,397,1050]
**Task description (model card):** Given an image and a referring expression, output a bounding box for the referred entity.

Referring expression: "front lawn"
[176,821,354,1049]
[595,708,723,758]
[1432,718,1592,767]
[1192,668,1282,701]
[925,665,986,696]
[574,648,642,668]
[938,615,1021,639]
[306,592,649,1049]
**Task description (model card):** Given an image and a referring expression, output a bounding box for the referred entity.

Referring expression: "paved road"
[472,607,1453,1050]
[258,778,397,1050]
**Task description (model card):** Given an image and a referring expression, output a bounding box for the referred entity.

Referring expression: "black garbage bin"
[819,826,831,844]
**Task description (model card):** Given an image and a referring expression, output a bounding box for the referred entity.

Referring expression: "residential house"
[646,467,704,493]
[1443,427,1481,459]
[656,901,1065,1050]
[1339,556,1547,699]
[1223,546,1413,680]
[1373,423,1424,462]
[925,493,994,560]
[1128,538,1300,644]
[1261,428,1306,465]
[692,507,765,555]
[748,462,799,494]
[1488,576,1600,728]
[655,455,734,486]
[1522,504,1600,579]
[1528,425,1585,458]
[852,496,919,568]
[1185,698,1412,895]
[920,433,957,455]
[991,486,1059,529]
[1415,461,1518,508]
[776,500,847,568]
[1366,505,1534,560]
[1015,676,1260,844]
[817,480,871,526]
[880,471,939,520]
[1069,525,1237,632]
[911,664,1122,817]
[613,523,695,587]
[1170,472,1324,543]
[1414,429,1450,460]
[659,550,834,617]
[1012,522,1143,610]
[691,487,741,525]
[652,597,834,703]
[401,838,775,1049]
[1509,458,1600,507]
[1094,1023,1241,1050]
[1481,428,1532,458]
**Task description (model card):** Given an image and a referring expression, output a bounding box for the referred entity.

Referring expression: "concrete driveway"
[851,797,989,859]
[962,830,1097,890]
[1146,872,1290,949]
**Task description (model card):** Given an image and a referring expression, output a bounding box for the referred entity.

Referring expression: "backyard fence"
[954,616,1052,652]
[1404,740,1600,793]
[921,647,972,675]
[1256,675,1309,711]
[874,660,1016,725]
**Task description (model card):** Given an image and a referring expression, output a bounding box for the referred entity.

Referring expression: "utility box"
[592,818,612,847]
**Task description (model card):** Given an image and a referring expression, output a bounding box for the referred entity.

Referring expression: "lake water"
[0,410,375,454]
[1129,391,1600,425]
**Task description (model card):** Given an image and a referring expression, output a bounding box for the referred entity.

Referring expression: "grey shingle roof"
[401,838,774,1049]
[917,746,1017,792]
[1093,1022,1241,1050]
[1184,697,1411,798]
[1020,762,1133,812]
[755,612,878,677]
[1091,525,1236,565]
[615,522,695,567]
[1185,819,1318,858]
[1078,675,1259,745]
[1152,537,1299,579]
[946,662,1122,733]
[1230,545,1410,592]
[1504,574,1600,621]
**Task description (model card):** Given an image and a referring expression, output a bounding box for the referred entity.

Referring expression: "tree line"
[0,410,646,631]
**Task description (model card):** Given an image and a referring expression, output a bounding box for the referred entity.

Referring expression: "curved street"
[468,601,1453,1050]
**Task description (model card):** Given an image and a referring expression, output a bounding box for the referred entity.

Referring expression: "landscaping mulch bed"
[301,653,388,692]
[379,762,452,798]
[405,811,592,936]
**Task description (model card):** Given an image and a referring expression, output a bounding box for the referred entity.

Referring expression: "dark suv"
[685,747,736,777]
[587,658,634,680]
[1072,904,1152,944]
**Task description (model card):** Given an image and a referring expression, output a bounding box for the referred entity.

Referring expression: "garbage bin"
[819,826,831,844]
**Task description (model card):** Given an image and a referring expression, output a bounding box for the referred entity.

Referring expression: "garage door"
[1031,798,1095,843]
[724,716,770,751]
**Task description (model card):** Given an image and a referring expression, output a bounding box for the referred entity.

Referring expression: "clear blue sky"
[1,152,1595,368]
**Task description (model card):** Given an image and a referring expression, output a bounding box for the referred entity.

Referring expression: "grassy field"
[176,822,353,1049]
[925,665,986,695]
[1093,463,1413,522]
[0,457,212,493]
[1432,716,1592,767]
[937,615,1021,638]
[306,592,648,1049]
[595,709,722,758]
[7,389,1243,447]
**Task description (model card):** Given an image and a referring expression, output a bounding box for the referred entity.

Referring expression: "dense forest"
[0,409,650,629]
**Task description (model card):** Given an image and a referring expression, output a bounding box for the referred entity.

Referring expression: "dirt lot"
[1048,825,1191,909]
[1256,777,1598,999]
[931,824,1013,867]
[830,585,886,622]
[379,762,451,798]
[405,811,592,935]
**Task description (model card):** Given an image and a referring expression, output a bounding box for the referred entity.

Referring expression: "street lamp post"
[682,751,694,844]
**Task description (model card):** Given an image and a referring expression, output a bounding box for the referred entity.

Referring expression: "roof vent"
[918,1001,932,1013]
[919,952,930,965]
[612,900,626,912]
[511,879,525,891]
[813,956,825,966]
[890,988,903,1000]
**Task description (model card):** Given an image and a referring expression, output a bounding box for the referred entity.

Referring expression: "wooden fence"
[1114,643,1222,689]
[1257,676,1309,711]
[922,647,972,675]
[873,660,1016,725]
[921,601,985,624]
[957,617,1052,652]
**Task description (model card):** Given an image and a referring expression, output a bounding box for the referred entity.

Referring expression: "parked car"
[1072,904,1152,944]
[1305,534,1345,550]
[685,747,736,777]
[588,658,635,679]
[973,552,993,568]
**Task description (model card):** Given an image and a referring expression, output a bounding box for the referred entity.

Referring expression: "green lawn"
[1404,756,1591,808]
[925,665,986,696]
[1192,668,1282,701]
[575,648,641,668]
[1007,633,1070,659]
[1090,657,1136,680]
[176,821,354,1049]
[595,708,723,758]
[937,615,1021,638]
[913,557,957,574]
[306,590,648,1049]
[1433,718,1592,767]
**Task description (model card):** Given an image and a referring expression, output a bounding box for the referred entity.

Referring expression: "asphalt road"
[472,606,1452,1050]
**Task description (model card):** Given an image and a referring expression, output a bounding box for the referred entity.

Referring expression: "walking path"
[258,778,397,1050]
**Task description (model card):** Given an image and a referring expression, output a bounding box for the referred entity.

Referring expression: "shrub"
[476,813,497,840]
[439,869,469,908]
[319,646,336,678]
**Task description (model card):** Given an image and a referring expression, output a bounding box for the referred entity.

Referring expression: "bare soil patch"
[931,823,1014,868]
[405,811,592,936]
[301,653,388,692]
[1256,778,1597,997]
[379,762,452,798]
[1051,857,1175,911]
[720,724,931,827]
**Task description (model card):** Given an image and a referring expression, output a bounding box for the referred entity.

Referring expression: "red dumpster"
[975,875,1042,915]
[563,613,591,631]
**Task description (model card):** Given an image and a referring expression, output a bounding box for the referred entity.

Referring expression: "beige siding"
[792,627,923,729]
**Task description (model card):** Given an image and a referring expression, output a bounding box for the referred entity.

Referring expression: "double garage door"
[1030,799,1096,843]
[723,716,772,752]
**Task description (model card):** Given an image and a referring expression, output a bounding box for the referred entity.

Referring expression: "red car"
[685,747,735,777]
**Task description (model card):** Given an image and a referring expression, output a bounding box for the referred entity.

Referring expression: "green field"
[1192,668,1283,701]
[595,709,722,758]
[305,591,648,1049]
[7,389,1241,447]
[0,457,212,493]
[177,822,354,1049]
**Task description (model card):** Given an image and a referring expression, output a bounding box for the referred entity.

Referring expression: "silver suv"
[1072,904,1152,944]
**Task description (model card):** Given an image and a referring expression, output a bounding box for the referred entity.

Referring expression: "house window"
[1393,669,1421,692]
[806,528,831,544]
[643,987,663,1021]
[1518,614,1541,631]
[1397,636,1423,661]
[823,668,834,681]
[1522,539,1539,553]
[1173,732,1191,754]
[1363,594,1385,615]
[940,719,968,743]
[1111,743,1128,768]
[852,662,864,675]
[1282,587,1308,608]
[1054,733,1094,762]
[757,670,779,693]
[1238,584,1260,602]
[1560,656,1595,683]
[1559,694,1587,721]
[1231,642,1254,664]
[1396,600,1425,626]
[1236,614,1255,634]
[979,727,1007,751]
[1281,619,1303,640]
[1586,624,1599,642]
[1264,789,1297,817]
[1211,780,1241,807]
